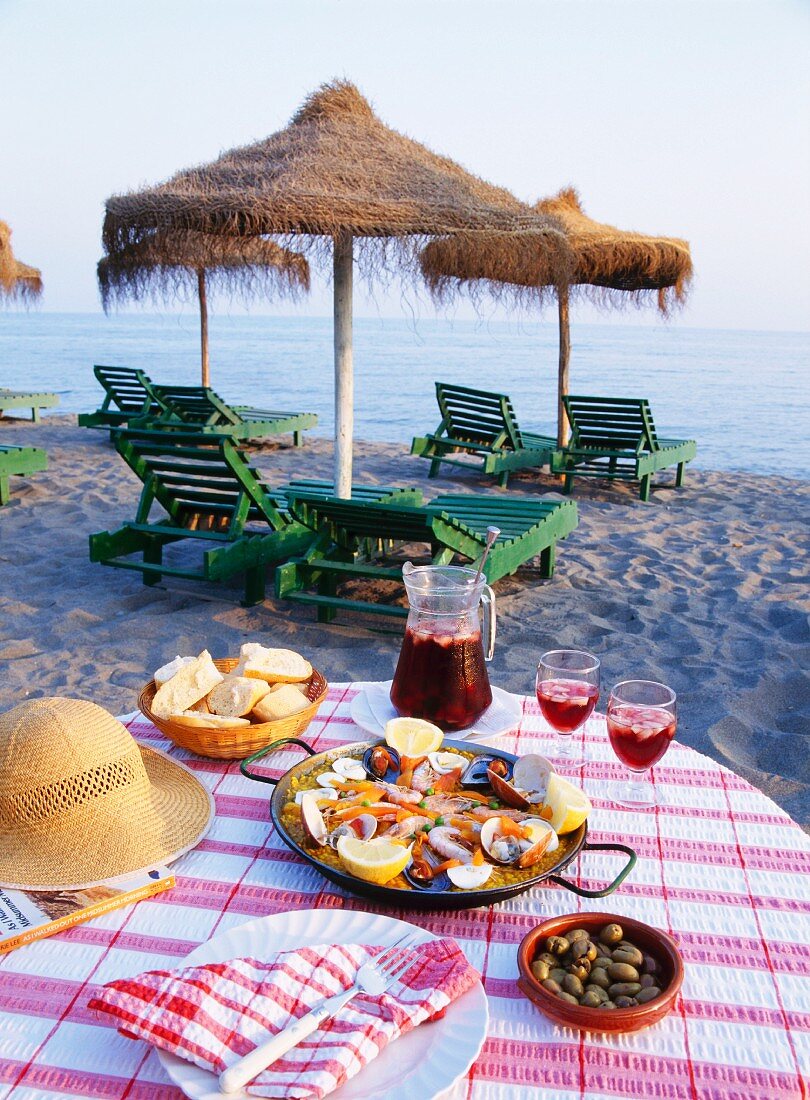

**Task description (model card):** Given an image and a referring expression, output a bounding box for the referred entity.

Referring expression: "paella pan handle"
[240,737,317,785]
[547,841,637,899]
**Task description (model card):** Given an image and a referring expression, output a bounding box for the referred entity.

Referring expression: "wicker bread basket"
[138,658,328,760]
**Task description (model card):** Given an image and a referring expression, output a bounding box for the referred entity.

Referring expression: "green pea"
[361,800,371,807]
[418,800,427,809]
[489,799,500,809]
[426,787,435,796]
[435,815,445,826]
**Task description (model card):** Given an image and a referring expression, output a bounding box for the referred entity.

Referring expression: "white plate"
[158,908,488,1100]
[351,680,523,742]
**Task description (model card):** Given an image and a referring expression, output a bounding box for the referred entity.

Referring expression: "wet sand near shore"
[1,416,807,828]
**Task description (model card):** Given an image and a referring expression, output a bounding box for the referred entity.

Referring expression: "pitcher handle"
[481,584,496,661]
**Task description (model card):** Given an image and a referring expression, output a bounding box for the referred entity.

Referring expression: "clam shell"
[332,757,368,782]
[516,818,559,868]
[300,792,328,846]
[487,767,531,809]
[480,816,522,863]
[511,754,555,803]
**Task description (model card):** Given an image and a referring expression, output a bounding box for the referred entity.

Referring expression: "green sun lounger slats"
[275,491,578,621]
[89,429,413,605]
[551,396,697,502]
[0,444,47,506]
[141,385,318,445]
[0,390,59,423]
[411,382,556,487]
[78,365,160,429]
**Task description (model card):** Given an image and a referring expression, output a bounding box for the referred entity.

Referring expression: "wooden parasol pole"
[333,230,354,499]
[197,269,210,387]
[556,285,571,448]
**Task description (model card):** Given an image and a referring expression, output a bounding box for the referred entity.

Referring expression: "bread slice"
[239,643,312,684]
[151,650,224,719]
[208,676,271,718]
[154,655,195,689]
[252,684,311,722]
[172,711,250,729]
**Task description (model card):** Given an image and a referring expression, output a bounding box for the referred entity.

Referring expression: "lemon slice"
[544,773,591,834]
[336,836,413,885]
[384,716,443,758]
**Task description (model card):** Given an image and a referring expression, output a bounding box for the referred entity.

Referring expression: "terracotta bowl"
[517,911,684,1034]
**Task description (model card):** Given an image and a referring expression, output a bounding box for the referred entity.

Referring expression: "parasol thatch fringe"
[537,188,692,315]
[100,80,571,289]
[0,221,43,304]
[96,229,310,312]
[419,187,692,316]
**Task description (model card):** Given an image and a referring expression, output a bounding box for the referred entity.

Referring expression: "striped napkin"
[88,937,479,1098]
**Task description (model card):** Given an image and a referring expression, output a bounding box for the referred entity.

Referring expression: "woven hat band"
[0,744,146,828]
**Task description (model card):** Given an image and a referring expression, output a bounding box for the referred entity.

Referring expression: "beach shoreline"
[1,415,808,828]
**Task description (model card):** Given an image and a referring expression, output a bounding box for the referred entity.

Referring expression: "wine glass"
[607,680,677,807]
[536,650,600,767]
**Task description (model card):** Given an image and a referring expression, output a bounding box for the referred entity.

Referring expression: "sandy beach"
[1,415,807,828]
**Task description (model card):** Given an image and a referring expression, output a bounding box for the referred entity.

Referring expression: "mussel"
[362,743,401,783]
[460,754,513,789]
[403,845,452,892]
[480,815,558,868]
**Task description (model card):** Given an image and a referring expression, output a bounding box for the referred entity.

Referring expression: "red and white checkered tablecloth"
[1,684,808,1100]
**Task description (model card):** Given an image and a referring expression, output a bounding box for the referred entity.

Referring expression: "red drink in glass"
[390,625,492,731]
[537,678,599,732]
[607,703,677,770]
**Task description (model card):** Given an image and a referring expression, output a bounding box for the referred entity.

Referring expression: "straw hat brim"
[0,744,215,892]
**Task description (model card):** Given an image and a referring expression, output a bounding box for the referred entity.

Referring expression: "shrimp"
[383,815,432,839]
[422,795,476,814]
[426,826,474,865]
[379,783,423,806]
[470,806,528,822]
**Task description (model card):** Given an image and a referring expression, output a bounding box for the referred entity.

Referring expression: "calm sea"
[1,313,807,479]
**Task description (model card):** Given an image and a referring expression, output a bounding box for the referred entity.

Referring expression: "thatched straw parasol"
[97,230,310,386]
[102,80,570,495]
[421,188,693,445]
[0,221,43,304]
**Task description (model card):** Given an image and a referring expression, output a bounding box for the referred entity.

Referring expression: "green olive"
[608,981,642,998]
[602,1000,617,1010]
[613,945,644,968]
[571,939,598,962]
[549,967,567,984]
[641,953,659,975]
[531,959,550,982]
[636,986,662,1004]
[608,962,640,982]
[541,978,562,994]
[557,991,580,1005]
[537,952,558,968]
[564,928,589,945]
[594,954,614,970]
[547,935,570,956]
[580,990,605,1008]
[639,973,656,989]
[584,983,609,1004]
[562,974,584,997]
[588,967,610,989]
[569,960,590,982]
[614,995,637,1008]
[598,923,624,946]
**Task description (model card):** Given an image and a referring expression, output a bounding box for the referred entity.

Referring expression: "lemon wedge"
[384,716,443,758]
[336,836,413,885]
[544,773,591,834]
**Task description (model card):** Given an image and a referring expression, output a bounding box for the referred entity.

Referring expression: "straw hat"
[0,698,215,891]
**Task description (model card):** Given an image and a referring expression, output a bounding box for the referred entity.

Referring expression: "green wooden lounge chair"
[0,389,58,422]
[89,429,417,605]
[139,384,318,445]
[551,396,697,502]
[77,365,160,429]
[0,444,47,505]
[276,491,578,621]
[411,382,557,487]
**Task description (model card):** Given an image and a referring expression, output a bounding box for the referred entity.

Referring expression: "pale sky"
[3,0,808,331]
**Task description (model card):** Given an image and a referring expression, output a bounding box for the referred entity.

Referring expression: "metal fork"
[219,932,421,1094]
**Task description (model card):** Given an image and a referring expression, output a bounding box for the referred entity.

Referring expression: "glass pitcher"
[389,563,496,731]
